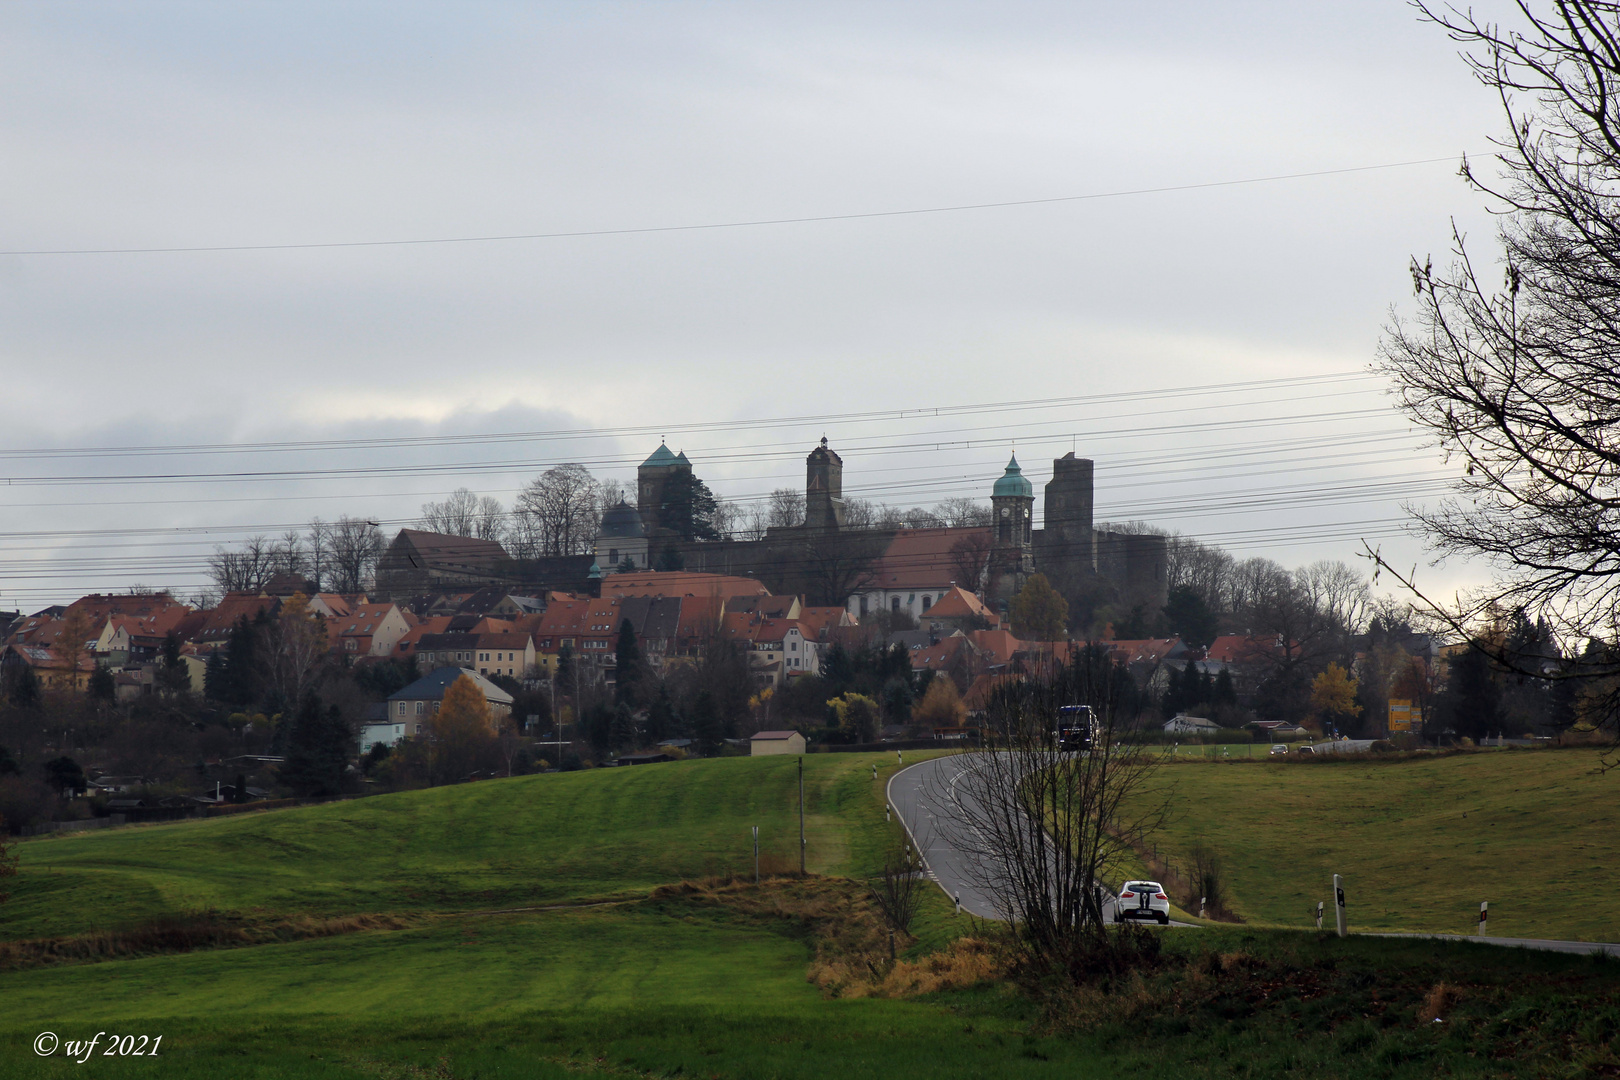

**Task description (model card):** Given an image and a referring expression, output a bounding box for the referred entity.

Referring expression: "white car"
[1115,880,1171,925]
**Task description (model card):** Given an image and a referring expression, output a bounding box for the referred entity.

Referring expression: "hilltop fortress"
[599,439,1167,626]
[377,440,1167,627]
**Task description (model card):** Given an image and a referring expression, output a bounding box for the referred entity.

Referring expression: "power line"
[0,370,1377,459]
[0,157,1463,257]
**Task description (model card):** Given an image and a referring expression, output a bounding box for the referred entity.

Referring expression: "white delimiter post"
[1479,901,1488,936]
[1333,874,1347,938]
[1315,901,1324,931]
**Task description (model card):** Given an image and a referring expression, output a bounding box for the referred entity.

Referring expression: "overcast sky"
[0,1,1518,608]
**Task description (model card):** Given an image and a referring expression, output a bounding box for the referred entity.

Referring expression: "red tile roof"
[925,586,999,624]
[869,528,992,590]
[1206,635,1282,665]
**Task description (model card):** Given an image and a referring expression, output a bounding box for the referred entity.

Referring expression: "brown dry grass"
[812,936,1008,999]
[0,910,414,969]
[650,872,1007,999]
[1417,980,1461,1022]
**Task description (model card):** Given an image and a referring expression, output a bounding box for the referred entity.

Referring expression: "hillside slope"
[1144,749,1620,940]
[3,753,910,941]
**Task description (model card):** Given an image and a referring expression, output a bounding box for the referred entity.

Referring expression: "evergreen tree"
[610,702,639,751]
[1213,667,1238,708]
[614,618,646,708]
[44,756,87,796]
[555,643,575,697]
[87,666,116,702]
[1442,644,1503,741]
[279,694,354,796]
[646,683,678,744]
[821,643,854,690]
[1162,586,1219,648]
[0,746,19,777]
[657,470,721,541]
[4,665,40,711]
[691,690,724,756]
[656,544,685,572]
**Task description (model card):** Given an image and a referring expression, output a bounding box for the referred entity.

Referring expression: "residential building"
[382,667,515,740]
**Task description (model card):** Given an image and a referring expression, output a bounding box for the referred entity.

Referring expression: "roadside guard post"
[1333,874,1347,938]
[1479,901,1488,936]
[1315,901,1324,930]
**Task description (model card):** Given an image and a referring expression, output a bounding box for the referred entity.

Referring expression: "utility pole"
[798,756,806,875]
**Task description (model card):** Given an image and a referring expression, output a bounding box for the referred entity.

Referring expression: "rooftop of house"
[924,586,999,624]
[393,529,512,564]
[388,666,514,704]
[868,527,993,590]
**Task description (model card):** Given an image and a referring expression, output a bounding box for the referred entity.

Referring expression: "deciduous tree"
[1008,573,1068,642]
[1377,3,1620,729]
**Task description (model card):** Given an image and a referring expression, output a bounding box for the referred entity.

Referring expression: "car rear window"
[1126,882,1159,892]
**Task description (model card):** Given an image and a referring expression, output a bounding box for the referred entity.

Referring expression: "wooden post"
[798,756,806,875]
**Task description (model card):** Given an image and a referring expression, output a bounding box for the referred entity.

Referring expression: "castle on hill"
[375,438,1166,625]
[595,438,1168,625]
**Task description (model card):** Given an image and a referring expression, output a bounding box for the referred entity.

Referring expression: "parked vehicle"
[1269,744,1288,755]
[1296,744,1315,755]
[1115,880,1171,925]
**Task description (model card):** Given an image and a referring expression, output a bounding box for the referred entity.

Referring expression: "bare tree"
[935,496,992,527]
[306,518,330,590]
[1296,559,1370,639]
[1378,3,1620,691]
[419,488,481,537]
[265,593,327,706]
[515,464,600,557]
[842,497,880,529]
[767,488,804,529]
[209,535,277,593]
[924,649,1168,976]
[795,529,888,607]
[872,842,926,937]
[949,531,994,593]
[326,517,384,594]
[275,531,308,579]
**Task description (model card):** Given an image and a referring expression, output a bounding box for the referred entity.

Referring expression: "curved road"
[888,755,1619,956]
[886,753,1190,925]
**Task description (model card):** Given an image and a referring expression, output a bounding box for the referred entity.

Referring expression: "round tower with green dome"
[990,453,1035,601]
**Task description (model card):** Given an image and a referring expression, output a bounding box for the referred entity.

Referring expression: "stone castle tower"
[804,437,846,530]
[636,441,692,535]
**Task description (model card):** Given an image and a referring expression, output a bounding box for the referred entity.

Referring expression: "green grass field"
[3,753,912,941]
[1144,747,1620,940]
[6,747,1620,1078]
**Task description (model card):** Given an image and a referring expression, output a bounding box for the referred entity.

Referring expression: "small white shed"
[750,730,806,756]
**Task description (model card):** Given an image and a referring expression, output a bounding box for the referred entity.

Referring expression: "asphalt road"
[887,753,1190,926]
[1373,932,1620,958]
[887,753,1006,919]
[889,755,1620,957]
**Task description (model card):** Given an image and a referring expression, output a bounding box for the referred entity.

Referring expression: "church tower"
[990,454,1034,602]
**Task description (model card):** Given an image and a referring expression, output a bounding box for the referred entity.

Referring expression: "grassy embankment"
[1136,747,1620,941]
[2,752,921,941]
[6,747,1620,1077]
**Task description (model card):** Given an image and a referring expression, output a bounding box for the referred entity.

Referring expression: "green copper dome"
[992,454,1033,499]
[641,442,679,468]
